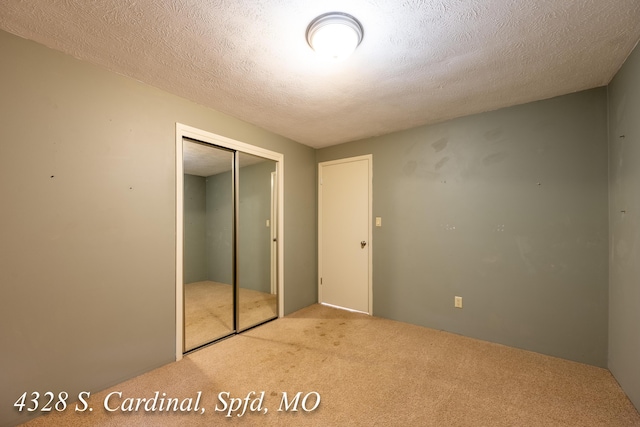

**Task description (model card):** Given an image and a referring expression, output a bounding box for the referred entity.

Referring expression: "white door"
[319,155,372,314]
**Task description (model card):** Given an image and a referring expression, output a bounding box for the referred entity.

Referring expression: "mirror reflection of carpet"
[184,281,277,349]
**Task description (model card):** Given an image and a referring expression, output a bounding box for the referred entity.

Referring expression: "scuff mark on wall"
[482,151,509,166]
[432,136,449,152]
[435,156,450,170]
[515,235,537,275]
[484,127,504,141]
[403,160,417,176]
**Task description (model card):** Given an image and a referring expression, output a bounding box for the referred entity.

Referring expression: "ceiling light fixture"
[306,12,364,60]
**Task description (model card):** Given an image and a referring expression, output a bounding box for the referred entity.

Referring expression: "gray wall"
[608,41,640,411]
[238,159,277,293]
[317,88,610,367]
[205,170,234,285]
[0,29,316,427]
[184,174,207,283]
[202,159,276,291]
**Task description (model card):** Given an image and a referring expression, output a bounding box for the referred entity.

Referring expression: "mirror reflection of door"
[183,140,235,352]
[237,152,278,331]
[182,139,279,353]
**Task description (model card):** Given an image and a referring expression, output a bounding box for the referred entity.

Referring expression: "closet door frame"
[175,123,285,361]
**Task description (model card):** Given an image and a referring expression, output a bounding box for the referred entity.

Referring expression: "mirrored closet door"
[237,152,278,331]
[182,138,278,353]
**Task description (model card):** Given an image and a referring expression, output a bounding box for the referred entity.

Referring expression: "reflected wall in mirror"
[238,152,278,330]
[183,140,234,351]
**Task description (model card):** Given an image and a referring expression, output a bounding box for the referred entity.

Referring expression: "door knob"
[361,241,367,248]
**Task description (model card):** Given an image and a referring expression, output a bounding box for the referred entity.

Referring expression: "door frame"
[175,123,285,361]
[318,154,373,315]
[270,171,278,295]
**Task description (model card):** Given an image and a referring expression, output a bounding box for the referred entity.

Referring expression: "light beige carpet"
[184,281,277,350]
[22,304,640,426]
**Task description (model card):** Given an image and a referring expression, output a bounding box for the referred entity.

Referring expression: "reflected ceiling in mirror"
[183,139,268,177]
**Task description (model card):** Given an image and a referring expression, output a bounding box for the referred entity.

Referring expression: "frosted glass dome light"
[306,12,364,60]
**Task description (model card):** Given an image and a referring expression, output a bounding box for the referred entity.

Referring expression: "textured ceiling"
[1,1,640,148]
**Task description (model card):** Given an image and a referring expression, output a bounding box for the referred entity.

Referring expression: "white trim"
[318,154,373,315]
[175,123,285,360]
[320,302,369,315]
[176,130,184,361]
[270,171,278,295]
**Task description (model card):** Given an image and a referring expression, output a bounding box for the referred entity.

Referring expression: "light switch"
[454,296,463,308]
[376,217,382,227]
[266,219,270,227]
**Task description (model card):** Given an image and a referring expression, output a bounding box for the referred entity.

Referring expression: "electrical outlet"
[454,296,463,308]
